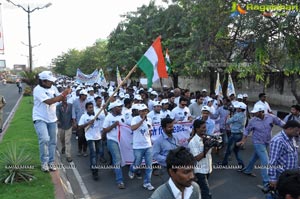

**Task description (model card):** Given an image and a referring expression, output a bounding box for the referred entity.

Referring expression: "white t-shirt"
[32,85,60,123]
[122,107,132,125]
[171,106,191,122]
[131,116,152,149]
[94,106,106,131]
[103,113,125,142]
[161,109,173,119]
[147,110,163,126]
[78,113,101,141]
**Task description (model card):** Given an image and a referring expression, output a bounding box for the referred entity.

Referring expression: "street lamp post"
[6,0,51,72]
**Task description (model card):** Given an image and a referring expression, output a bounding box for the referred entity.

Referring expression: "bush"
[0,144,36,184]
[23,86,33,96]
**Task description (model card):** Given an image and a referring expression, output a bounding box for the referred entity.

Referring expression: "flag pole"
[85,65,138,131]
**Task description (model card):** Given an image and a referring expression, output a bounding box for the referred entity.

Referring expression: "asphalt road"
[0,83,22,127]
[59,122,289,199]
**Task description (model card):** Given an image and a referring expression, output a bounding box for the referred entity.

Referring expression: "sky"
[0,0,165,69]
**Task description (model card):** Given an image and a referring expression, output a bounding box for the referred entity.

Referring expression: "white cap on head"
[243,93,248,98]
[148,88,153,93]
[201,105,211,113]
[109,91,117,97]
[153,101,162,107]
[202,89,207,92]
[108,100,123,110]
[39,71,57,82]
[132,104,140,110]
[234,102,247,109]
[150,91,158,96]
[161,99,169,104]
[124,94,130,99]
[251,105,265,113]
[237,94,243,99]
[138,104,148,111]
[79,89,88,95]
[134,94,142,101]
[119,92,125,98]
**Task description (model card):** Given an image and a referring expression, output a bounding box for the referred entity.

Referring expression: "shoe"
[128,170,135,179]
[92,171,99,181]
[41,163,49,172]
[118,182,125,189]
[242,171,256,177]
[83,153,88,157]
[153,169,160,176]
[136,173,142,180]
[49,163,57,171]
[66,157,73,162]
[143,183,155,191]
[61,147,65,154]
[75,136,78,140]
[77,151,83,156]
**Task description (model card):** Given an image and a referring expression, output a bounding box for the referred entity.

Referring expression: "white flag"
[227,74,236,96]
[215,73,223,98]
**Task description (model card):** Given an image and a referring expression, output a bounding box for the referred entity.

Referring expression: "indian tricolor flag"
[137,36,168,88]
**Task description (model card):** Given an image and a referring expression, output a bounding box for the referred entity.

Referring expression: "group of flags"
[215,72,236,98]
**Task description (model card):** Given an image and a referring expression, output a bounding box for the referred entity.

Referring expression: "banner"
[0,5,4,54]
[118,122,193,165]
[75,68,99,84]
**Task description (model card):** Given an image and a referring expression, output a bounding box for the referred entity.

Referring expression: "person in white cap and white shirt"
[160,99,173,119]
[147,101,163,126]
[171,97,193,123]
[33,71,71,172]
[254,93,273,114]
[128,104,155,191]
[102,100,126,189]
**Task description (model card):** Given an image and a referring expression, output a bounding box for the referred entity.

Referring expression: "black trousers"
[77,128,87,152]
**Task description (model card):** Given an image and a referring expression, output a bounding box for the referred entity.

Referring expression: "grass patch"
[0,96,55,199]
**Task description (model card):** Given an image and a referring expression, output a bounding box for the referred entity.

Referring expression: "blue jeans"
[34,120,57,165]
[87,140,104,169]
[195,173,211,199]
[222,133,244,167]
[129,147,153,184]
[107,139,123,184]
[243,143,269,185]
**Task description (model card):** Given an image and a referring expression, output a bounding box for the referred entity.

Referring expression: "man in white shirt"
[78,102,102,181]
[102,100,126,189]
[149,146,201,199]
[33,71,71,172]
[188,119,213,199]
[147,101,163,126]
[254,93,273,114]
[160,99,173,119]
[171,97,193,123]
[128,104,155,191]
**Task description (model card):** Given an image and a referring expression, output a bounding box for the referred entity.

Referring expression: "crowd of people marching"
[33,71,300,199]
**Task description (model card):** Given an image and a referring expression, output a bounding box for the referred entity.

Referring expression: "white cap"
[234,102,247,109]
[201,105,211,112]
[161,99,169,104]
[124,94,130,99]
[134,94,142,101]
[243,93,248,98]
[119,92,125,98]
[207,97,213,102]
[148,88,153,93]
[190,99,196,104]
[237,94,243,99]
[153,101,162,107]
[39,71,57,82]
[87,87,94,92]
[202,89,207,92]
[150,91,158,96]
[132,104,140,110]
[138,104,148,111]
[108,100,123,110]
[251,105,265,113]
[79,89,88,95]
